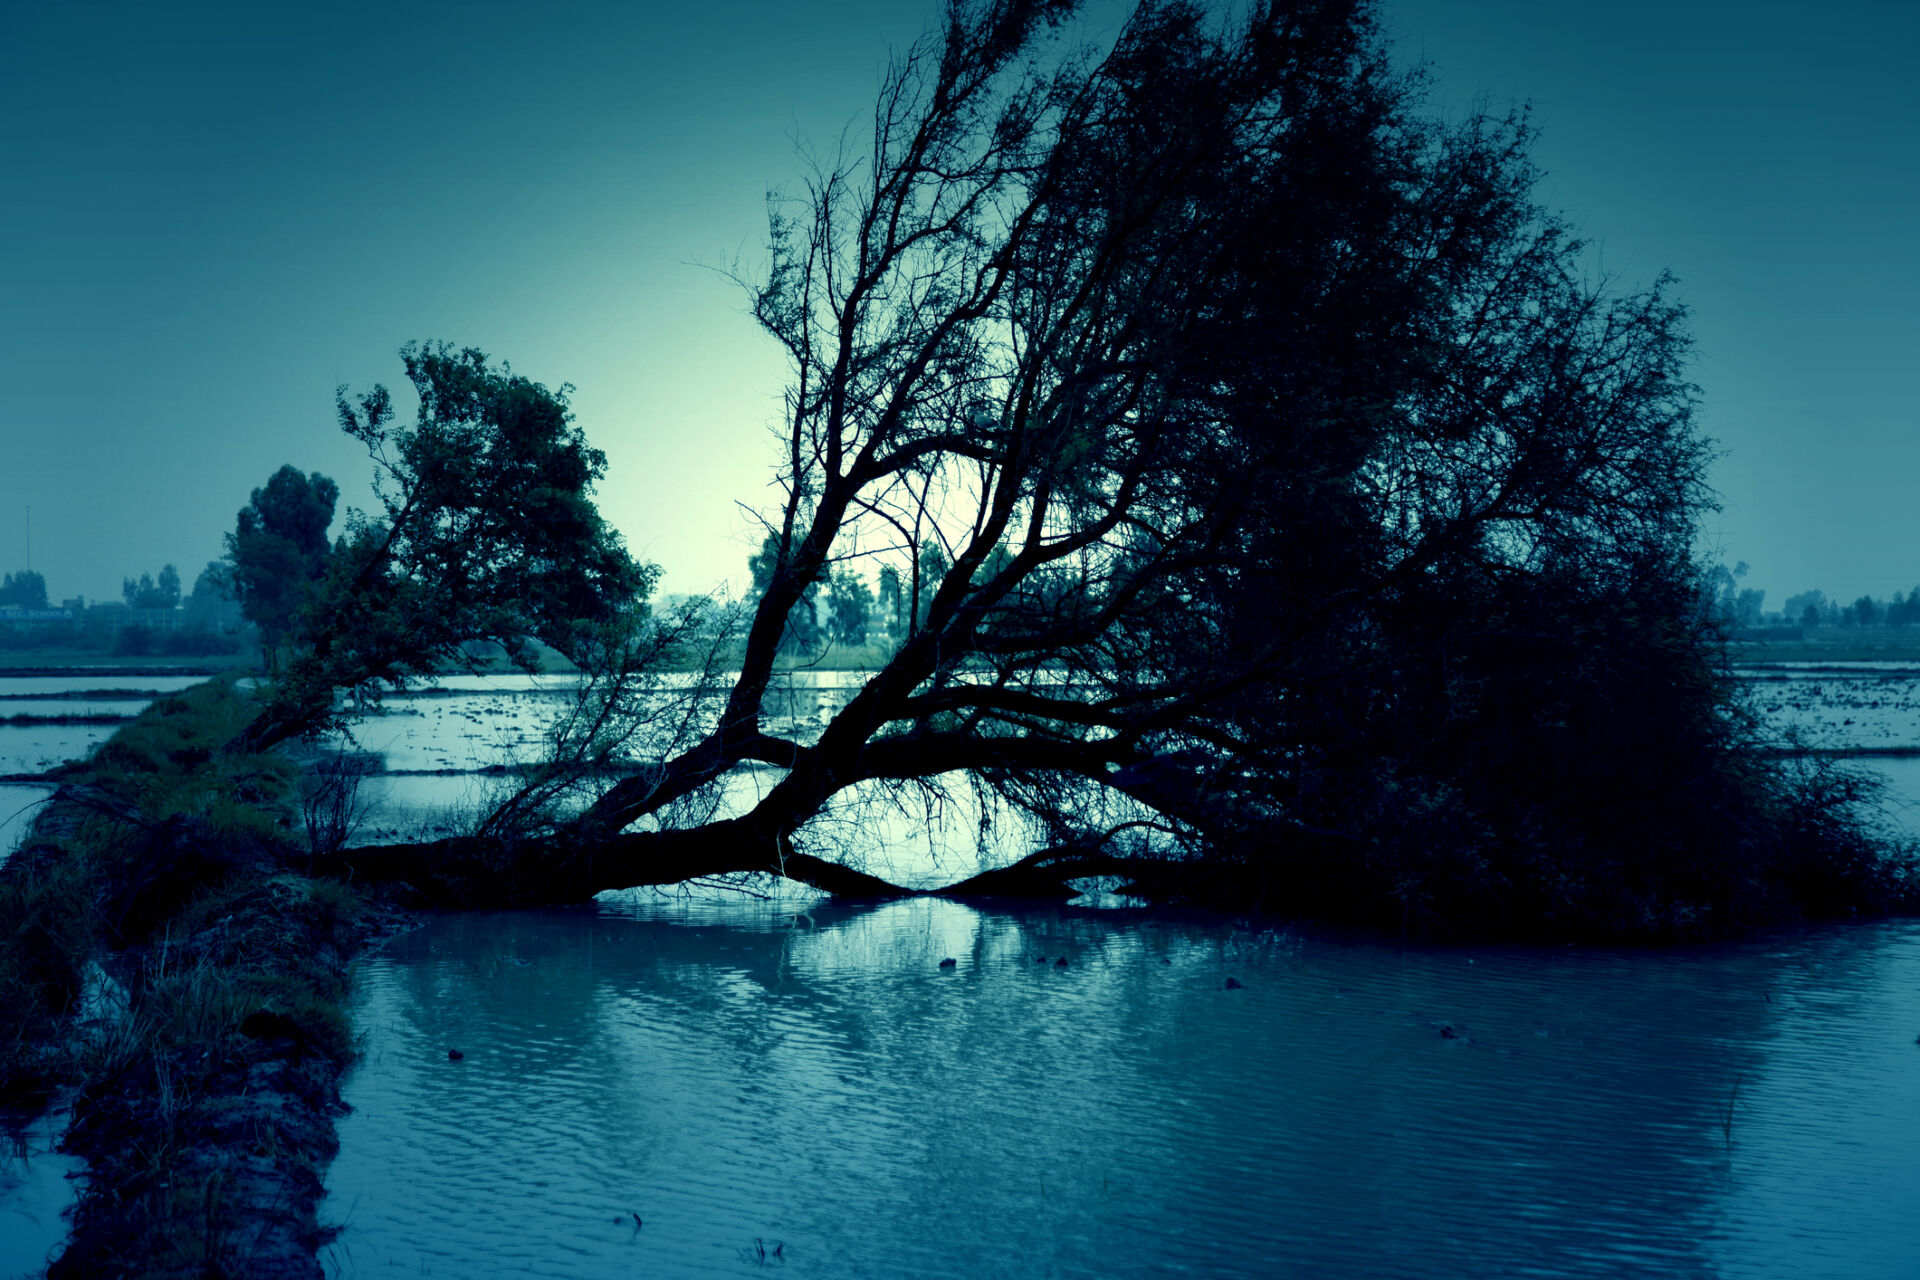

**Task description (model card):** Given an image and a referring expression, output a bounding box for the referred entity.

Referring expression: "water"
[0,1109,81,1280]
[1738,666,1920,749]
[8,661,1920,1275]
[324,900,1920,1279]
[0,784,55,865]
[0,725,115,779]
[0,675,203,698]
[0,669,177,782]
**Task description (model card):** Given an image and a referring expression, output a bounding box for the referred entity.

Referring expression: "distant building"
[0,606,74,628]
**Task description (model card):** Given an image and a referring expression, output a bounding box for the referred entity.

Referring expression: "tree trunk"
[321,820,913,909]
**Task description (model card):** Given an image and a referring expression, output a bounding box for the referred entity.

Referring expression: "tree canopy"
[260,0,1905,938]
[122,565,181,611]
[225,465,338,667]
[0,570,47,610]
[231,342,654,752]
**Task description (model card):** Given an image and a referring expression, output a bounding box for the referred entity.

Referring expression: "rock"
[938,957,957,968]
[1224,976,1243,990]
[1053,956,1069,968]
[448,1048,464,1061]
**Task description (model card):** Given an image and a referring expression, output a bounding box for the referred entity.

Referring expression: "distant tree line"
[0,557,241,655]
[1711,562,1920,631]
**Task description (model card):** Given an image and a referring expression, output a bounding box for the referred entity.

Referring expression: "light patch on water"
[324,905,1920,1280]
[0,724,114,777]
[0,1109,82,1277]
[0,783,56,864]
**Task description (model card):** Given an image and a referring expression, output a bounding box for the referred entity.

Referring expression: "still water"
[325,899,1920,1279]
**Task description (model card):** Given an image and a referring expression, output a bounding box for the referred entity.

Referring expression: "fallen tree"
[246,0,1910,938]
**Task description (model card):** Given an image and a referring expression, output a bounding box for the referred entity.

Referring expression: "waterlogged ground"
[1739,664,1920,750]
[8,663,1920,1276]
[323,899,1920,1280]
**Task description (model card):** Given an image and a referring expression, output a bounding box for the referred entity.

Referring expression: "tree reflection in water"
[324,901,1920,1279]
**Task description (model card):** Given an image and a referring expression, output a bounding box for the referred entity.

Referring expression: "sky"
[2,0,1916,614]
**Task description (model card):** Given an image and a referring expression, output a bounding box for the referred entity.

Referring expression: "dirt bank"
[0,675,407,1277]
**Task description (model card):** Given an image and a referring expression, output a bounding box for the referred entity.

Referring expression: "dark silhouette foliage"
[122,565,181,611]
[0,570,48,610]
[233,343,654,751]
[258,0,1905,937]
[225,465,339,667]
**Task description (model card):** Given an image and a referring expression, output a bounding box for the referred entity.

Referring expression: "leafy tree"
[225,465,339,667]
[912,539,950,633]
[231,342,654,751]
[122,565,180,610]
[1888,588,1920,628]
[317,1,1899,935]
[0,570,47,610]
[826,570,874,646]
[1782,590,1826,624]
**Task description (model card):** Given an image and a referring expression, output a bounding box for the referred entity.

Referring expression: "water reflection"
[326,902,1920,1279]
[0,1108,81,1278]
[0,783,54,863]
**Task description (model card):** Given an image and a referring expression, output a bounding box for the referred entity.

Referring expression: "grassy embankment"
[0,671,399,1278]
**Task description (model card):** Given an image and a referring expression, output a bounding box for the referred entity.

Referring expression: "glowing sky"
[2,0,1915,612]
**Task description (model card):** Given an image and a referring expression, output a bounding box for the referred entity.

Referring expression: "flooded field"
[6,660,1920,1278]
[322,900,1920,1280]
[1739,664,1920,750]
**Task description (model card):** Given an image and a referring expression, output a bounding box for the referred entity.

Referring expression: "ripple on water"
[324,904,1920,1279]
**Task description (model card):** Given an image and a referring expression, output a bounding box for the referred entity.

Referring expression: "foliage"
[225,465,338,667]
[235,0,1906,937]
[122,564,181,610]
[876,564,904,632]
[826,570,875,646]
[235,343,656,750]
[0,569,48,609]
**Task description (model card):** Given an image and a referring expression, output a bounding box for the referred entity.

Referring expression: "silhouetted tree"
[826,570,874,646]
[231,343,654,751]
[748,530,823,654]
[0,571,47,610]
[122,565,180,610]
[1782,589,1826,625]
[876,564,903,633]
[182,561,230,626]
[225,465,338,668]
[303,1,1901,936]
